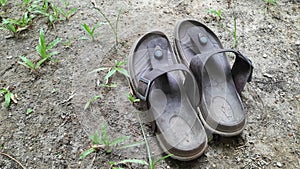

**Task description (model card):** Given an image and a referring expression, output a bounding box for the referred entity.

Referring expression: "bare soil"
[0,0,299,168]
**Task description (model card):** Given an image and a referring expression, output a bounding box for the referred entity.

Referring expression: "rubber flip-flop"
[128,31,207,161]
[174,19,253,136]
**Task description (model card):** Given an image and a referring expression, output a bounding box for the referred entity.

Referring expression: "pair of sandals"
[128,19,253,161]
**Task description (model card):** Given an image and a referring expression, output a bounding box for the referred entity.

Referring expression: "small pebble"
[276,162,283,168]
[295,40,300,45]
[6,55,13,59]
[263,73,273,78]
[295,95,300,101]
[263,54,267,58]
[268,25,273,29]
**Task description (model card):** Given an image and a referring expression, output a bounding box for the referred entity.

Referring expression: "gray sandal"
[128,31,207,160]
[174,19,253,136]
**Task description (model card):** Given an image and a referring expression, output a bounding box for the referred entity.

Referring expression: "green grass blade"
[37,28,47,58]
[89,132,103,145]
[114,8,122,45]
[18,61,31,69]
[67,8,78,16]
[109,136,130,147]
[47,38,62,51]
[127,93,140,103]
[138,113,153,167]
[36,57,49,69]
[153,154,173,166]
[19,56,35,69]
[91,26,96,35]
[116,68,129,77]
[84,95,101,110]
[81,23,92,36]
[104,69,117,80]
[79,148,96,159]
[84,101,91,110]
[47,51,58,58]
[117,141,145,150]
[95,8,114,34]
[0,0,7,6]
[0,88,6,94]
[23,0,31,5]
[101,121,109,145]
[95,22,103,29]
[7,23,17,33]
[4,92,12,108]
[116,60,126,67]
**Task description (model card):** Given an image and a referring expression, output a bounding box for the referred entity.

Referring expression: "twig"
[91,0,121,49]
[0,152,26,169]
[58,90,76,105]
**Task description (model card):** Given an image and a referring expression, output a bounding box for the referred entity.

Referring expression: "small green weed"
[265,0,277,5]
[0,87,16,108]
[92,1,122,48]
[18,55,48,71]
[0,19,18,36]
[90,60,129,86]
[104,60,129,80]
[138,113,173,169]
[23,0,31,5]
[0,12,34,37]
[81,23,102,41]
[28,0,50,17]
[127,93,140,103]
[36,28,61,60]
[58,6,77,21]
[208,9,222,20]
[48,3,62,27]
[264,0,277,12]
[29,0,67,27]
[0,0,7,6]
[19,28,61,71]
[26,108,34,114]
[80,121,131,158]
[84,95,102,110]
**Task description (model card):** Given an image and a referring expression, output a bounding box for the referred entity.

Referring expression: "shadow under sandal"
[174,19,253,136]
[128,31,207,161]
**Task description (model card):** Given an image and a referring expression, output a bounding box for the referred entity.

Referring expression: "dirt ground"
[0,0,299,168]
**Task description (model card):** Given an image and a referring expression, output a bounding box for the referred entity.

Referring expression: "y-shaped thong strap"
[136,64,200,107]
[189,49,253,95]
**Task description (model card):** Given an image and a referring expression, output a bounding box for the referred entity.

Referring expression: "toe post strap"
[136,64,200,106]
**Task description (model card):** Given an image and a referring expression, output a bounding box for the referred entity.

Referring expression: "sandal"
[128,31,207,161]
[174,19,253,136]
